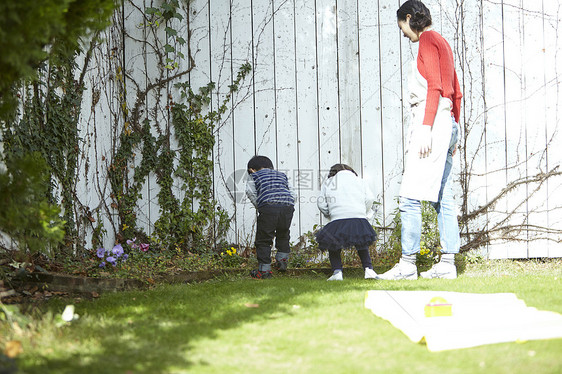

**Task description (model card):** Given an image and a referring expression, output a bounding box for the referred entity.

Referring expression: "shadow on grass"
[21,271,435,373]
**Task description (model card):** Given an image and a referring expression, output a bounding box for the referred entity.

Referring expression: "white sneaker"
[377,260,418,280]
[327,271,343,281]
[420,262,457,279]
[364,268,378,279]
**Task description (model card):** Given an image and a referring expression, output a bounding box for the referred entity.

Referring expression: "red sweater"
[417,30,462,126]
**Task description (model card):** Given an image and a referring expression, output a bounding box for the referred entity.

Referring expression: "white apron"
[399,61,453,203]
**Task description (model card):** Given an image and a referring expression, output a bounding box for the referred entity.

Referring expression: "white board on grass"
[365,290,562,352]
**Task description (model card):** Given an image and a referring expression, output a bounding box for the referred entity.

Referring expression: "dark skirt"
[315,218,378,252]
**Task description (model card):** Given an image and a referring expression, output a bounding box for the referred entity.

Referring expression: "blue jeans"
[400,118,460,255]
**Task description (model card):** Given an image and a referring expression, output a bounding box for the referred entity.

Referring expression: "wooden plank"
[481,0,510,259]
[337,0,362,171]
[542,0,562,258]
[187,0,217,244]
[169,0,195,213]
[272,0,302,238]
[252,0,278,158]
[87,3,134,247]
[454,1,488,253]
[294,0,322,236]
[316,0,341,187]
[144,0,173,241]
[210,0,237,244]
[73,46,103,250]
[124,0,151,238]
[358,0,384,231]
[189,0,213,87]
[520,0,549,257]
[232,0,257,247]
[75,26,123,250]
[501,0,528,258]
[378,0,404,226]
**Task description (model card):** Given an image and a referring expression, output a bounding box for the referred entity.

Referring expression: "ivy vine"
[3,55,83,255]
[110,62,252,252]
[108,1,252,252]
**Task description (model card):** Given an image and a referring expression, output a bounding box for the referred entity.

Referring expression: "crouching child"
[245,156,296,279]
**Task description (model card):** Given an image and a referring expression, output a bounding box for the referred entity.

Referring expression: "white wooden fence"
[75,0,562,258]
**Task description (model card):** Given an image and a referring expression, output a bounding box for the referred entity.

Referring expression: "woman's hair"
[247,155,274,173]
[328,164,358,178]
[397,0,432,32]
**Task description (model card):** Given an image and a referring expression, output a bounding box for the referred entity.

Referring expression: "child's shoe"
[364,267,378,279]
[273,258,288,272]
[250,269,273,279]
[327,271,343,281]
[377,260,418,280]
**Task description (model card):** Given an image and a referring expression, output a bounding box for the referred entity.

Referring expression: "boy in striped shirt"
[246,155,296,279]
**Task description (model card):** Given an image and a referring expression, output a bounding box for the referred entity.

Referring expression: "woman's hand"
[417,125,432,158]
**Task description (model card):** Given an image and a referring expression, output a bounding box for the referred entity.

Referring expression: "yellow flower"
[230,247,237,254]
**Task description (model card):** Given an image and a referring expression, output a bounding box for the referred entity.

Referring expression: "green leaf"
[161,3,173,12]
[145,7,160,15]
[165,27,177,36]
[164,44,175,53]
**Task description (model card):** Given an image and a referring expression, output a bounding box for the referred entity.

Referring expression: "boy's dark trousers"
[255,204,295,271]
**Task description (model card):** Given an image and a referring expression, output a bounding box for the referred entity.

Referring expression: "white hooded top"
[317,170,376,221]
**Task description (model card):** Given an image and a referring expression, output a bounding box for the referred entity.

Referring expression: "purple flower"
[140,243,149,252]
[123,254,129,260]
[99,261,106,268]
[96,248,105,258]
[112,244,124,257]
[106,256,116,266]
[126,237,138,249]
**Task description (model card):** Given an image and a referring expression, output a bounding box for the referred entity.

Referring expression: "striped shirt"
[246,168,296,208]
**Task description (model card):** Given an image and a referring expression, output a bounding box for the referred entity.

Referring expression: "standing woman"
[378,0,462,280]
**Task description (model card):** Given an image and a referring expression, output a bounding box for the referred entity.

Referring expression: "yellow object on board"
[424,296,452,317]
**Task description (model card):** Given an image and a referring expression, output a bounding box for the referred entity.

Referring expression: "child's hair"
[247,155,274,174]
[396,0,432,32]
[328,163,358,178]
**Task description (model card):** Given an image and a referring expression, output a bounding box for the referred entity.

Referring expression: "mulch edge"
[6,267,351,297]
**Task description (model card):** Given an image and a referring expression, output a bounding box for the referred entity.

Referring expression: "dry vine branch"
[127,69,192,133]
[462,165,560,223]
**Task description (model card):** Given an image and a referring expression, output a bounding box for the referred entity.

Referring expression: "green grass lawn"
[6,260,562,373]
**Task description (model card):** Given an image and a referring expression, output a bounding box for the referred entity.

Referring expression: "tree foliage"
[0,0,115,118]
[0,0,115,255]
[0,153,65,253]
